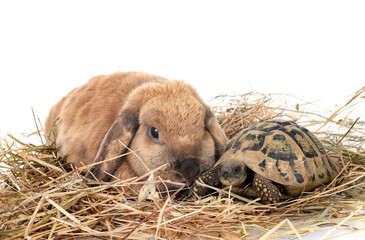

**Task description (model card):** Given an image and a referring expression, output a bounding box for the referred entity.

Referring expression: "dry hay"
[1,88,364,239]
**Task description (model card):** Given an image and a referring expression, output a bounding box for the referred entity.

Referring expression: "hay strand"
[1,89,364,239]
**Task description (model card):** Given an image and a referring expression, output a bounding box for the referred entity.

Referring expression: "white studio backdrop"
[1,0,364,137]
[0,1,364,239]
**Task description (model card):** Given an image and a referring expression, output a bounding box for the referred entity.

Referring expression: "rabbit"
[44,72,227,190]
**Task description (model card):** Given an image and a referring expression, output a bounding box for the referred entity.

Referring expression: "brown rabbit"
[44,72,227,190]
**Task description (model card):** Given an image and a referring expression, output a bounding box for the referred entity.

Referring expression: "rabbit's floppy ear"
[86,109,138,181]
[86,80,164,181]
[204,108,228,160]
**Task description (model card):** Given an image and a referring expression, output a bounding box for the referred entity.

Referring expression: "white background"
[0,1,364,239]
[1,0,364,137]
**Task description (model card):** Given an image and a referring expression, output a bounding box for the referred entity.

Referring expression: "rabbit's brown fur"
[44,72,227,189]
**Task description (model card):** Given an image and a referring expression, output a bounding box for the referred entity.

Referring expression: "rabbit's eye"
[148,126,162,144]
[149,127,159,139]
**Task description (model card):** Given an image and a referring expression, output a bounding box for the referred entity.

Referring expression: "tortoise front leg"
[191,167,220,196]
[253,173,281,204]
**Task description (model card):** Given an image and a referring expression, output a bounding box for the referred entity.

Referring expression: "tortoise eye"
[233,166,242,173]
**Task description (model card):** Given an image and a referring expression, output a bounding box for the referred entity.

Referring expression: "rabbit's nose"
[175,158,200,185]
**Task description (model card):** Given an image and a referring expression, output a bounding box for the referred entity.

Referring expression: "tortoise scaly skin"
[192,120,340,204]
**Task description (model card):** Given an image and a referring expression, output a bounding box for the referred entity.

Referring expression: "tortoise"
[192,120,340,204]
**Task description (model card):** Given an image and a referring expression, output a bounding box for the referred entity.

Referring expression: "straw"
[1,88,364,239]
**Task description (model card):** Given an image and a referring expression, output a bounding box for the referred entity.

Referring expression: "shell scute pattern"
[226,120,339,188]
[225,129,248,152]
[286,127,319,158]
[262,132,298,162]
[249,121,282,132]
[240,131,266,152]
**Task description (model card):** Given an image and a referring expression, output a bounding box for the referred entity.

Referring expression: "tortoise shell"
[220,120,340,191]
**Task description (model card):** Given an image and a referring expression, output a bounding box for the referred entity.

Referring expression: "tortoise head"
[217,159,247,187]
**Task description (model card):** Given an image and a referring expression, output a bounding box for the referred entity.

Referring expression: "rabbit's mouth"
[139,158,204,196]
[155,180,191,197]
[166,170,196,188]
[173,158,201,185]
[152,164,200,194]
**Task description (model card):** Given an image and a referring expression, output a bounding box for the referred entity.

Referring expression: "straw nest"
[1,88,364,240]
